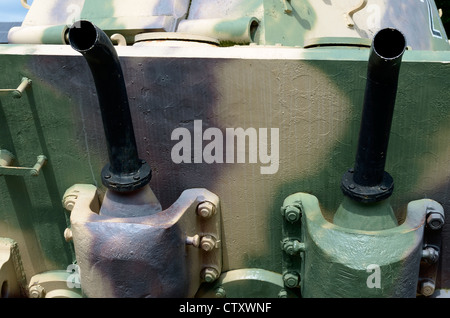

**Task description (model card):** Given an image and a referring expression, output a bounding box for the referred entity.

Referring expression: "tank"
[0,0,449,301]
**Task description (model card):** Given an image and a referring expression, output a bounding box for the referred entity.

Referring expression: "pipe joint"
[341,169,394,203]
[101,161,152,192]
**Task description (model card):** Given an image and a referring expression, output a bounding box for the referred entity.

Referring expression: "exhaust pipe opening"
[373,28,406,60]
[68,20,98,52]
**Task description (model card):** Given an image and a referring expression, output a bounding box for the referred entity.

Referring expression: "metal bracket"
[66,185,222,297]
[0,77,32,98]
[0,150,47,177]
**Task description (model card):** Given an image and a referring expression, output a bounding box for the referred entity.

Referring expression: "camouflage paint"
[1,43,450,294]
[9,0,449,50]
[1,0,450,297]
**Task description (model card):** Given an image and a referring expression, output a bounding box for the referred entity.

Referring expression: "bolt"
[283,272,299,288]
[422,246,439,263]
[283,242,295,255]
[427,212,445,230]
[64,228,73,242]
[186,234,200,247]
[277,289,288,298]
[202,267,219,283]
[29,284,45,298]
[282,239,305,255]
[420,280,435,297]
[197,201,216,219]
[284,205,301,223]
[62,194,78,212]
[200,235,217,252]
[215,287,226,298]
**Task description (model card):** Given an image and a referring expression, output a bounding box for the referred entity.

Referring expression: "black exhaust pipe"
[341,28,406,203]
[68,20,151,193]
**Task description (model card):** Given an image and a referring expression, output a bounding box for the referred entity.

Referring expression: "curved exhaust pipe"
[341,28,406,203]
[68,20,151,193]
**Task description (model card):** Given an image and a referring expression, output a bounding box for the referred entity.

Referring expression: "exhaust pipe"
[341,28,406,203]
[68,20,151,193]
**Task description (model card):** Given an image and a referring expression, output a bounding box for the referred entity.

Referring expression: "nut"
[283,205,301,223]
[197,201,216,218]
[427,212,445,230]
[422,246,439,263]
[277,289,288,298]
[62,194,77,211]
[215,287,226,298]
[202,267,219,283]
[29,284,45,298]
[282,239,305,255]
[200,235,217,252]
[283,272,299,288]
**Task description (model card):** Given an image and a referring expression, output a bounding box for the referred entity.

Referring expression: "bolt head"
[64,201,74,211]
